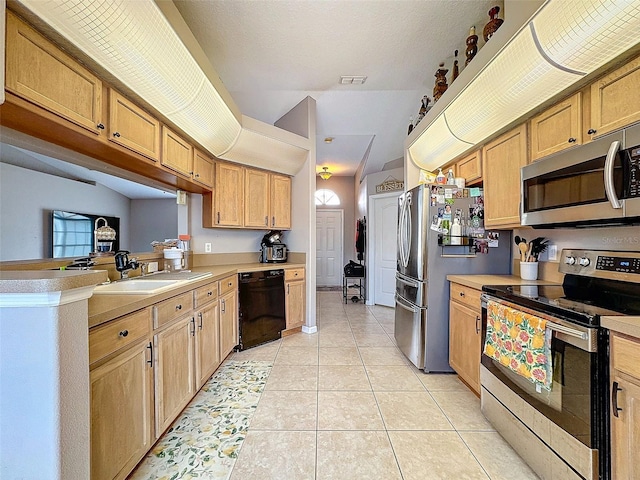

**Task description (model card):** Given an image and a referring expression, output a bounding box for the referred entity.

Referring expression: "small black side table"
[343,274,365,304]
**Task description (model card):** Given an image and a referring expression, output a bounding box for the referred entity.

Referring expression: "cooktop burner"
[482,249,640,327]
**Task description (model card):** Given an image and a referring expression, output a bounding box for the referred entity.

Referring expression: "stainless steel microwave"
[521,123,640,227]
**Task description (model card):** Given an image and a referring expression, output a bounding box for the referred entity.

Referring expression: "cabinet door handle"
[146,342,153,366]
[176,304,182,311]
[96,123,105,130]
[217,212,221,224]
[195,173,200,178]
[221,299,226,314]
[459,291,465,297]
[272,216,275,227]
[568,137,576,143]
[119,329,129,337]
[207,291,213,296]
[113,132,121,138]
[190,317,196,336]
[287,284,290,294]
[475,316,481,334]
[612,381,623,418]
[265,216,269,226]
[587,128,597,135]
[198,312,203,329]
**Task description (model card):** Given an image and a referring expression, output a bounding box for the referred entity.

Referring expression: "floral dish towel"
[483,300,553,391]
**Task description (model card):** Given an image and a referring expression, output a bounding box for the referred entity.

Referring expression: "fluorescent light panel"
[17,0,242,156]
[409,0,640,172]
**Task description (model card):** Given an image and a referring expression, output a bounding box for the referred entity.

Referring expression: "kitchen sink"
[135,271,213,281]
[93,271,213,295]
[93,279,182,295]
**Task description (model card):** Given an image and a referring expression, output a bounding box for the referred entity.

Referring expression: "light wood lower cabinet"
[448,282,482,394]
[219,287,239,359]
[610,332,640,480]
[285,268,305,329]
[90,339,154,480]
[154,315,196,436]
[194,300,220,390]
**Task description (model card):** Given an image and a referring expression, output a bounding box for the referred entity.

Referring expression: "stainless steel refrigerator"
[395,184,511,372]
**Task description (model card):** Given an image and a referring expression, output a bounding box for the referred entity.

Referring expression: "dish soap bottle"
[446,168,455,185]
[436,168,446,184]
[451,217,462,245]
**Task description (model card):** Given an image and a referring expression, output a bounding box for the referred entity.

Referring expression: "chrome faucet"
[114,251,140,279]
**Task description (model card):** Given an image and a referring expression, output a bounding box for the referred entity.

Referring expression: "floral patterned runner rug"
[129,360,272,480]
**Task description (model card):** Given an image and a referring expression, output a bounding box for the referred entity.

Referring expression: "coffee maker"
[260,230,288,263]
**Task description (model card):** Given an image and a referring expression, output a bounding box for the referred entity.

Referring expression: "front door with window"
[316,209,343,287]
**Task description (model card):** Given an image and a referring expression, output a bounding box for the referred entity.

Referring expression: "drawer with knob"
[153,291,194,329]
[219,274,238,296]
[194,282,218,308]
[89,307,152,365]
[285,268,305,282]
[450,283,482,310]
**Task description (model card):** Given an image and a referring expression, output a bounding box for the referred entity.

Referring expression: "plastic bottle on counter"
[451,217,462,245]
[435,168,446,184]
[446,168,455,185]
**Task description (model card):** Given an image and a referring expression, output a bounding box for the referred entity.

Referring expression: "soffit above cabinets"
[13,0,309,175]
[407,0,640,172]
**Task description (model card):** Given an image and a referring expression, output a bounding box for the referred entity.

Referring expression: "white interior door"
[316,209,343,287]
[372,193,399,306]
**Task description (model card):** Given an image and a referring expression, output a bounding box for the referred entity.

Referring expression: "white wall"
[129,199,179,253]
[0,162,131,261]
[316,175,356,263]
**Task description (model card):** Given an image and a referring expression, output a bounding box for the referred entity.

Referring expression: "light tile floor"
[132,291,539,479]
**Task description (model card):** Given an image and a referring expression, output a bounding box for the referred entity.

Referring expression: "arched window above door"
[315,189,340,206]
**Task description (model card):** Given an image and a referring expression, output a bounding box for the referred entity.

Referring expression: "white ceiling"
[174,0,502,178]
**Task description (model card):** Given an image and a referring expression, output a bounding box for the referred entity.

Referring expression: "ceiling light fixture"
[318,167,332,180]
[340,75,367,85]
[324,137,334,143]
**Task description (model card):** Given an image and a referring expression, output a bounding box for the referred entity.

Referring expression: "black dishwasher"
[238,270,286,350]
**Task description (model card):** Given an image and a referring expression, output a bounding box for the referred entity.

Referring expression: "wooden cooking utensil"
[519,242,528,262]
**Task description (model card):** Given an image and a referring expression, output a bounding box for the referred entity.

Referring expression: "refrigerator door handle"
[395,294,418,313]
[396,272,419,288]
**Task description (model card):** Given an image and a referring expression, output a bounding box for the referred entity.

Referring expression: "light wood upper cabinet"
[109,90,161,161]
[285,268,305,330]
[161,126,193,178]
[449,283,482,394]
[590,54,640,138]
[5,11,104,135]
[482,124,528,229]
[154,315,196,436]
[214,162,244,227]
[90,339,153,480]
[529,92,583,161]
[455,150,482,185]
[244,168,270,228]
[270,174,292,229]
[192,149,214,188]
[610,333,640,480]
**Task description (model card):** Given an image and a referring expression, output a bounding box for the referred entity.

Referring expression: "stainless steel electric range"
[480,249,640,480]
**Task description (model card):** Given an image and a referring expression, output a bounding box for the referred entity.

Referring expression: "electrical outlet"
[204,242,212,253]
[547,244,558,261]
[147,261,159,273]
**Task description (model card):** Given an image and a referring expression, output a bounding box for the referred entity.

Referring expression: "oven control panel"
[559,249,640,281]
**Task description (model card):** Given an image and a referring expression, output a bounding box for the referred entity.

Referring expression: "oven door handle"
[547,322,588,340]
[604,140,622,209]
